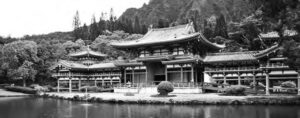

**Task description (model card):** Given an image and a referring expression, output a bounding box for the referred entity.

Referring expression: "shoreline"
[0,89,31,97]
[38,92,300,105]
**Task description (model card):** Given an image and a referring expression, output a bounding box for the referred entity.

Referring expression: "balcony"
[205,66,258,72]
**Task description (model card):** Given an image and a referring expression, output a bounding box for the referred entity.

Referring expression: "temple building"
[51,47,121,92]
[51,22,300,95]
[204,43,300,95]
[112,22,224,86]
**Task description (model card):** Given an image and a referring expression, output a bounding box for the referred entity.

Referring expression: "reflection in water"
[0,97,299,118]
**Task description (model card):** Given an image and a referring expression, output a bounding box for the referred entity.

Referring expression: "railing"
[53,73,122,77]
[260,63,289,68]
[205,67,258,72]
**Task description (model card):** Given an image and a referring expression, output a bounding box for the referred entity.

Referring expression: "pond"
[0,97,299,118]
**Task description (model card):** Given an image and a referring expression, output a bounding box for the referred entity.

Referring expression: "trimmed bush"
[224,85,246,96]
[157,81,174,96]
[4,86,37,94]
[281,81,296,88]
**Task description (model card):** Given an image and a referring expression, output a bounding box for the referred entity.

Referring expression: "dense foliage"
[224,85,246,96]
[157,81,174,95]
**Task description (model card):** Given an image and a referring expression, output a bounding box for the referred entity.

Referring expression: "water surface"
[0,97,299,118]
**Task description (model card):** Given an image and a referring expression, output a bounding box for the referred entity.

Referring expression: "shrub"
[281,81,296,88]
[157,81,174,96]
[30,84,49,92]
[249,82,265,89]
[4,86,37,94]
[224,85,246,96]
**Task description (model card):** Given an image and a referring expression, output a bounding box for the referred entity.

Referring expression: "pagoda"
[51,47,121,92]
[112,22,224,86]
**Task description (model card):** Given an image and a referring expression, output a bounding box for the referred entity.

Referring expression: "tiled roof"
[69,47,107,57]
[204,51,258,63]
[52,60,117,70]
[114,61,143,67]
[89,63,116,69]
[254,44,280,58]
[111,22,224,50]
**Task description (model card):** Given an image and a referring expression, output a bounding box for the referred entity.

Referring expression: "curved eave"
[254,45,280,59]
[111,33,200,48]
[114,62,144,67]
[69,53,107,58]
[198,33,225,50]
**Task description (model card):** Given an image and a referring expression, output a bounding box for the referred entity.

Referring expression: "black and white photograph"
[0,0,300,118]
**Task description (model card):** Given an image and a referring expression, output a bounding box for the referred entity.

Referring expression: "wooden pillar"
[57,78,60,92]
[223,72,227,84]
[124,67,127,84]
[298,71,300,95]
[102,77,104,86]
[78,78,81,91]
[180,64,183,82]
[69,71,72,93]
[253,72,256,84]
[265,70,270,95]
[94,79,97,87]
[132,67,135,83]
[145,66,148,85]
[69,79,72,93]
[191,64,194,83]
[238,72,241,85]
[165,65,168,81]
[110,71,113,85]
[195,68,198,83]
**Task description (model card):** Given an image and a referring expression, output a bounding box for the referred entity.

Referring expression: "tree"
[88,15,99,41]
[214,14,229,38]
[134,16,141,34]
[81,23,89,40]
[107,8,117,31]
[2,41,39,86]
[98,12,107,35]
[17,61,37,87]
[73,10,82,40]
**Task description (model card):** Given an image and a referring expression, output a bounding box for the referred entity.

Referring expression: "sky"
[0,0,149,37]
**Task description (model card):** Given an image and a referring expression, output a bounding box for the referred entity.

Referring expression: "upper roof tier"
[204,51,258,63]
[69,46,107,57]
[51,60,116,70]
[111,22,224,49]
